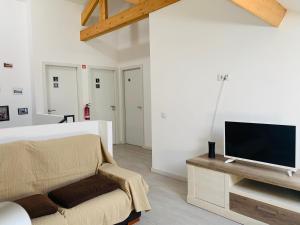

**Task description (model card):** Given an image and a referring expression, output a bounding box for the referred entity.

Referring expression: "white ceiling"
[278,0,300,13]
[68,0,130,12]
[67,0,300,28]
[68,0,300,13]
[67,0,131,25]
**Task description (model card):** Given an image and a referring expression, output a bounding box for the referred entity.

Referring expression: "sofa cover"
[32,212,68,225]
[0,134,151,225]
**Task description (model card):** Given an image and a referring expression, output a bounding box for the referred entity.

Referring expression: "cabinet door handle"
[256,206,277,216]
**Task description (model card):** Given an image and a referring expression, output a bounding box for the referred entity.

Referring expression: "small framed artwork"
[53,77,59,82]
[53,83,59,88]
[4,63,13,68]
[0,106,10,122]
[96,78,100,83]
[18,108,29,115]
[96,84,100,89]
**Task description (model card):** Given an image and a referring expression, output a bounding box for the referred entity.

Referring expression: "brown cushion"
[15,194,58,219]
[48,174,120,209]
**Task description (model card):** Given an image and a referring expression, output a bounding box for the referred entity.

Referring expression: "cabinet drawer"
[230,193,300,225]
[188,166,225,207]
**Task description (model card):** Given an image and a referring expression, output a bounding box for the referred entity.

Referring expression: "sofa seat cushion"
[48,174,119,209]
[60,189,132,225]
[32,212,68,225]
[15,194,58,219]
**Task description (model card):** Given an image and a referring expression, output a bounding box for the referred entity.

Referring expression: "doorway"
[45,65,79,121]
[123,67,144,147]
[90,68,117,143]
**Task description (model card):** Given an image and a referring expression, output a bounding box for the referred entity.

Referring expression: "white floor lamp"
[208,75,228,158]
[0,202,31,225]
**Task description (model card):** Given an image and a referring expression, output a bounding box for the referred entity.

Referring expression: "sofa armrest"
[98,164,151,212]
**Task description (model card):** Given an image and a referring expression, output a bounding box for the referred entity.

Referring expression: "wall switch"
[217,74,229,81]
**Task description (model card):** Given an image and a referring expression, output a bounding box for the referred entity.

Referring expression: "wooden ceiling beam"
[81,0,99,26]
[99,0,108,22]
[231,0,287,27]
[125,0,145,4]
[81,0,180,41]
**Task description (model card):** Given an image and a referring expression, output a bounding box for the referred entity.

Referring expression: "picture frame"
[18,108,29,115]
[0,106,10,122]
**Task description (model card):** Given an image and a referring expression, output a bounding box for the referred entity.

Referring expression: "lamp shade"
[0,202,31,225]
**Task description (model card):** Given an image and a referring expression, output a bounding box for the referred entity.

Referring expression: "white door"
[90,69,116,143]
[46,65,79,121]
[124,68,144,146]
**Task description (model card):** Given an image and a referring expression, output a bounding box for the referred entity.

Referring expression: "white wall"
[0,0,151,148]
[30,0,152,148]
[0,0,32,128]
[117,20,152,148]
[30,0,119,122]
[0,120,113,155]
[34,114,64,125]
[150,0,300,178]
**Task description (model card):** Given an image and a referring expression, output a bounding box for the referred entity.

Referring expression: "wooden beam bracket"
[80,0,180,41]
[99,0,108,22]
[125,0,145,4]
[81,0,99,26]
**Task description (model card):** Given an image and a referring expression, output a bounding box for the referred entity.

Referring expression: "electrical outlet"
[217,74,229,81]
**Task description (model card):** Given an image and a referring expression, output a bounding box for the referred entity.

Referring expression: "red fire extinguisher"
[84,104,90,120]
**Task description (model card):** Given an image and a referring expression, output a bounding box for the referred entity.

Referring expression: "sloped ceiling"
[278,0,300,12]
[68,0,300,29]
[68,0,131,25]
[68,0,300,13]
[68,0,130,14]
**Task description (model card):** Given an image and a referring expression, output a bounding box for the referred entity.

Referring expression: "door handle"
[137,106,143,110]
[110,106,116,111]
[48,109,56,113]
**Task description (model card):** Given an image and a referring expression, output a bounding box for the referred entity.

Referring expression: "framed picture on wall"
[0,106,10,122]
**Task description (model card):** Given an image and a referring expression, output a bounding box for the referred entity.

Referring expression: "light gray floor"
[114,144,239,225]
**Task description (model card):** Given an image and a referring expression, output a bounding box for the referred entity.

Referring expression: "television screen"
[225,121,296,168]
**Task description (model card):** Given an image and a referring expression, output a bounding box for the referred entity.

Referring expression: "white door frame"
[120,65,145,146]
[88,66,119,143]
[42,62,81,121]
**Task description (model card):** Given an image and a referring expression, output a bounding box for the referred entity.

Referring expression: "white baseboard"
[151,168,187,182]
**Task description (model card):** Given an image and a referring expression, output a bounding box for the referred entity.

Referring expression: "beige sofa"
[0,134,151,225]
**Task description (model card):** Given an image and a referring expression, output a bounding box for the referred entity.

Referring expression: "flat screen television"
[224,121,296,169]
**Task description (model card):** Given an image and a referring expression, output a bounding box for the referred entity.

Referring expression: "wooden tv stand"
[186,154,300,225]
